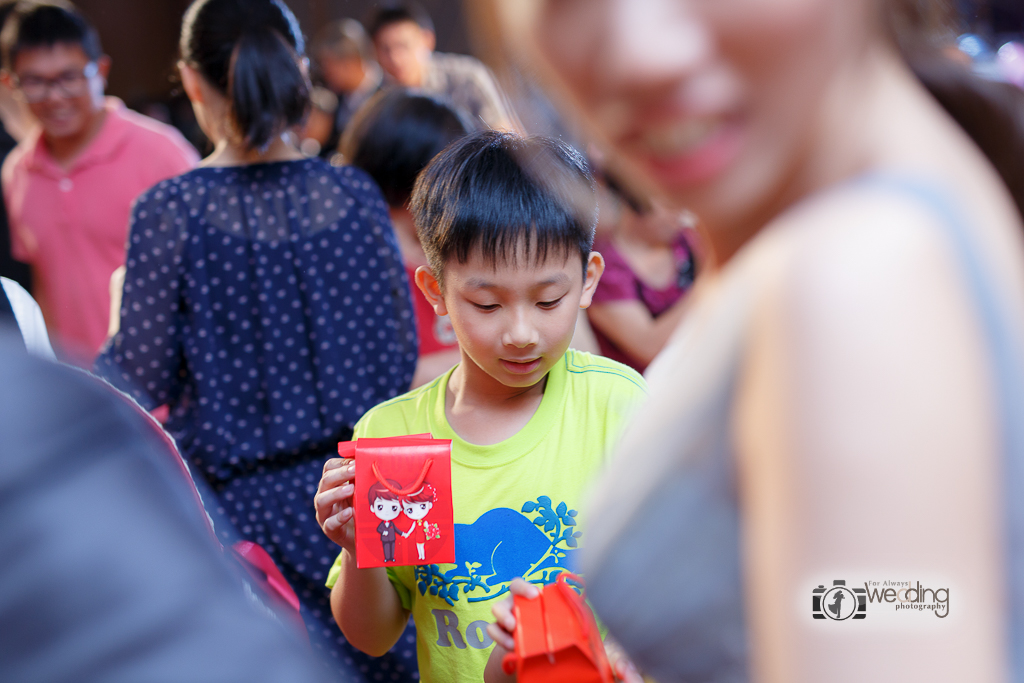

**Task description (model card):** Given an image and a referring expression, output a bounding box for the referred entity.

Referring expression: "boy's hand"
[314,457,356,553]
[483,577,539,683]
[487,577,538,651]
[483,579,644,683]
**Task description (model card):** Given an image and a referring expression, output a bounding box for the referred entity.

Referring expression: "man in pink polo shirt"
[1,2,197,364]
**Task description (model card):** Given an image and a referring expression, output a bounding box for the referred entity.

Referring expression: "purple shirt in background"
[590,233,695,373]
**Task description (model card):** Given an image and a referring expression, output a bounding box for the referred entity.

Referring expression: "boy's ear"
[414,265,448,316]
[578,251,605,310]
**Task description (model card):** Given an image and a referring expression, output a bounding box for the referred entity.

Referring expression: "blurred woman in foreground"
[487,1,1024,681]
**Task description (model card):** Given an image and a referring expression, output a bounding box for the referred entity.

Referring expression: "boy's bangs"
[413,131,598,282]
[451,220,583,273]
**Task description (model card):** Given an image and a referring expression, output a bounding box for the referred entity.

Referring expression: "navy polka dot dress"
[95,158,420,681]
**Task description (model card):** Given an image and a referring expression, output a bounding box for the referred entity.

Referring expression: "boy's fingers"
[315,483,354,511]
[490,598,517,633]
[319,465,355,489]
[486,622,515,651]
[508,577,539,599]
[323,506,353,531]
[322,457,346,474]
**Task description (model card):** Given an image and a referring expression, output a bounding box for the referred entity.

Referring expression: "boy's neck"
[444,358,548,446]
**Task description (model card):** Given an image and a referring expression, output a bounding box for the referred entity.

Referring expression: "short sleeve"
[605,366,648,459]
[387,567,413,610]
[325,554,343,589]
[322,553,413,614]
[94,183,187,408]
[591,239,640,303]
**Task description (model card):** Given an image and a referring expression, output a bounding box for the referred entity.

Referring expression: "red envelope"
[340,434,455,569]
[501,573,614,683]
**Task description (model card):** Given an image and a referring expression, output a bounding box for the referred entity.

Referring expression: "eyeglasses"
[13,62,99,103]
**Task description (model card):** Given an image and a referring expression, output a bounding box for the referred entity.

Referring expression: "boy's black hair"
[410,130,597,286]
[1,1,102,71]
[341,88,470,208]
[366,3,434,40]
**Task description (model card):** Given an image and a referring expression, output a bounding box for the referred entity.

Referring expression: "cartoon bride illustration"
[401,484,439,561]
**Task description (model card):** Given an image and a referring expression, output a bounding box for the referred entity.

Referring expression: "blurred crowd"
[1,0,1023,682]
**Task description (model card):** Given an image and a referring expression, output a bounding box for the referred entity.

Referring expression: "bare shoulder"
[732,176,1014,467]
[751,177,1024,336]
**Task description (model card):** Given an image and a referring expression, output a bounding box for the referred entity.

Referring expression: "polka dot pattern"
[95,158,419,680]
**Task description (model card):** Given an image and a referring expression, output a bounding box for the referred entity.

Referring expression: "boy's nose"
[502,310,539,348]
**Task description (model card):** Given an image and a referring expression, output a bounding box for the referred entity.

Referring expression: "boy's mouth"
[500,357,542,374]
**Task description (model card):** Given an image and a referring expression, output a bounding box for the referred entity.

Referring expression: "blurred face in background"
[504,0,876,257]
[373,20,434,87]
[11,42,108,141]
[318,53,367,95]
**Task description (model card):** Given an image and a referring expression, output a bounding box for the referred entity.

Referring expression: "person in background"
[301,18,381,160]
[0,327,331,683]
[368,2,514,131]
[93,0,417,679]
[0,0,198,366]
[0,1,33,292]
[587,174,698,374]
[1,275,51,356]
[341,89,468,387]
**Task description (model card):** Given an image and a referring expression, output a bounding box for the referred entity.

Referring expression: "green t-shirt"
[326,349,647,683]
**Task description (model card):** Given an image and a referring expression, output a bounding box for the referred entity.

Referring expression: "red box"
[341,434,455,569]
[502,573,614,683]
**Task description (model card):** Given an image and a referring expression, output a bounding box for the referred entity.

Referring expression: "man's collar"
[26,97,129,176]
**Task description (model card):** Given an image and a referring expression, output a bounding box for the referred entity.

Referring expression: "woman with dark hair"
[482,0,1024,681]
[94,0,418,678]
[341,88,470,386]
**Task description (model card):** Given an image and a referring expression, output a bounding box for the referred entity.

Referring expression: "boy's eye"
[471,302,499,311]
[538,296,564,309]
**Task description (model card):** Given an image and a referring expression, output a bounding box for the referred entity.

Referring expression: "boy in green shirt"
[315,130,647,682]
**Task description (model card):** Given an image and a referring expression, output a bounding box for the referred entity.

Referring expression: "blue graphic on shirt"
[414,496,583,605]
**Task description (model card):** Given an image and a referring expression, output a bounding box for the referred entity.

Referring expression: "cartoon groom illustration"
[368,479,403,562]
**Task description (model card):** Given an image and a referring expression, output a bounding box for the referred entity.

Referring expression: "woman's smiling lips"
[500,357,543,374]
[622,113,746,190]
